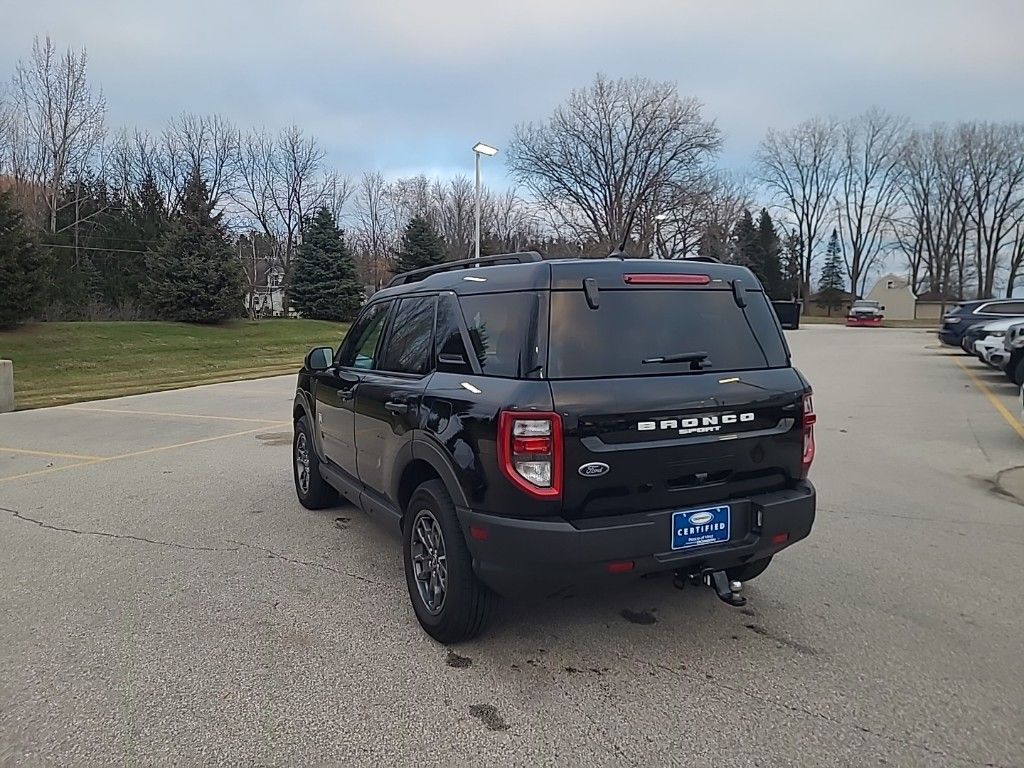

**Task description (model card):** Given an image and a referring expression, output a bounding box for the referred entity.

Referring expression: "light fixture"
[473,142,499,261]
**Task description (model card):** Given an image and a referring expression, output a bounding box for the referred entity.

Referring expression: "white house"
[866,274,917,321]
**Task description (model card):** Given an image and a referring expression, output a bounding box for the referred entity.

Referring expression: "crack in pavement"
[624,654,1009,768]
[3,506,238,552]
[3,506,391,588]
[227,539,390,587]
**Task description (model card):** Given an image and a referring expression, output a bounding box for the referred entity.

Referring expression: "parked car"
[1003,322,1024,385]
[939,298,1024,348]
[291,253,817,641]
[970,318,1023,368]
[846,299,884,327]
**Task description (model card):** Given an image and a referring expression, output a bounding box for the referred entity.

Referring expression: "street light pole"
[475,151,481,261]
[472,142,498,262]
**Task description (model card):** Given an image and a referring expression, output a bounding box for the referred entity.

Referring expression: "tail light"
[801,391,816,477]
[498,411,563,499]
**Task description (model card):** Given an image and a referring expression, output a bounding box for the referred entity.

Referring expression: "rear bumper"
[458,481,816,597]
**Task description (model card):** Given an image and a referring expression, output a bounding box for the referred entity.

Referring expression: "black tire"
[726,556,772,583]
[1011,357,1024,387]
[403,479,494,643]
[293,416,338,510]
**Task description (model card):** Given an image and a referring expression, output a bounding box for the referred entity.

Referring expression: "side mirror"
[304,346,334,372]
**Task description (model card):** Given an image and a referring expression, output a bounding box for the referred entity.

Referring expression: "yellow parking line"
[64,406,283,424]
[0,422,291,485]
[0,459,106,484]
[952,357,1024,441]
[0,446,105,461]
[108,423,291,461]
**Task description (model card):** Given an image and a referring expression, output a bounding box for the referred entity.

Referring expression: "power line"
[43,243,149,255]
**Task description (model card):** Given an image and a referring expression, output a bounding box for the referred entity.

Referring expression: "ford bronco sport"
[292,253,817,642]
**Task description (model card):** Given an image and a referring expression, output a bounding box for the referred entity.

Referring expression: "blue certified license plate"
[671,505,731,550]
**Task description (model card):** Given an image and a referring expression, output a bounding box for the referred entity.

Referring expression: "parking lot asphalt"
[1,326,1022,767]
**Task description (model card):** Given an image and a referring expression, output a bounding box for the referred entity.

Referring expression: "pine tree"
[289,207,363,321]
[730,209,757,267]
[817,229,846,317]
[754,208,784,299]
[780,231,803,300]
[0,191,51,327]
[145,168,243,323]
[395,215,446,274]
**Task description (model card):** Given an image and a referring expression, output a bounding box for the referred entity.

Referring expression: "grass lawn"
[0,320,348,410]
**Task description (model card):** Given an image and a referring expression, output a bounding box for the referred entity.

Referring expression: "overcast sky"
[2,0,1023,184]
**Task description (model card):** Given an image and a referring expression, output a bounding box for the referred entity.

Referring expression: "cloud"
[1,0,1021,181]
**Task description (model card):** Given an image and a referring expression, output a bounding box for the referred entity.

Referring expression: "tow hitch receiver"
[673,568,746,607]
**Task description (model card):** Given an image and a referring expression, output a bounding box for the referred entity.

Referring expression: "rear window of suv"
[547,288,788,379]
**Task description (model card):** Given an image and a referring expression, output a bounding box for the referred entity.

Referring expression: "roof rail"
[386,251,544,287]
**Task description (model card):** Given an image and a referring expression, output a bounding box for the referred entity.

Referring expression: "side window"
[339,302,390,369]
[378,296,436,375]
[987,301,1024,315]
[435,294,473,373]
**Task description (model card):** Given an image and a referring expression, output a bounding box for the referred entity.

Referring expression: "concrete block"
[0,360,13,413]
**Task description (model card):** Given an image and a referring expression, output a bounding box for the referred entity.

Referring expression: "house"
[866,274,917,321]
[914,289,959,320]
[245,260,289,317]
[804,289,857,317]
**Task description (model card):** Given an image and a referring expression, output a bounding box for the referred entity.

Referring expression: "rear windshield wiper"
[641,351,710,369]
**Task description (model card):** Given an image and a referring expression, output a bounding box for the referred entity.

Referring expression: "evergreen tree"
[0,191,51,327]
[289,207,363,321]
[780,231,803,300]
[754,208,784,299]
[729,209,757,268]
[145,168,243,323]
[395,215,446,274]
[816,229,846,317]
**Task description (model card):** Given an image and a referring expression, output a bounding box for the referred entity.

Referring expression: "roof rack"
[386,251,543,287]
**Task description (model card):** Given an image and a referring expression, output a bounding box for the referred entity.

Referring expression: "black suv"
[292,253,817,642]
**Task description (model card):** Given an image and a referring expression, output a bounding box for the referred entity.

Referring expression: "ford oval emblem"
[688,511,715,526]
[578,462,610,478]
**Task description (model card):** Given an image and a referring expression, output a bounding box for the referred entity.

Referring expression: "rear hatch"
[546,270,807,520]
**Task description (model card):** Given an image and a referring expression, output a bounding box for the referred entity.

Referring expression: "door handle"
[385,401,409,414]
[338,389,354,401]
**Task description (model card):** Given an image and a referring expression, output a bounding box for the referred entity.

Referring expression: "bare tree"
[651,173,750,258]
[11,36,107,232]
[507,74,721,251]
[486,187,540,253]
[353,171,397,289]
[898,126,969,300]
[954,122,1024,298]
[233,125,335,302]
[835,110,907,296]
[157,113,238,207]
[756,118,841,298]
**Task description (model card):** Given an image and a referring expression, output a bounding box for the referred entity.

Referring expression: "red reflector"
[513,436,551,454]
[771,532,789,545]
[803,413,817,427]
[623,273,710,285]
[469,525,489,542]
[606,560,635,574]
